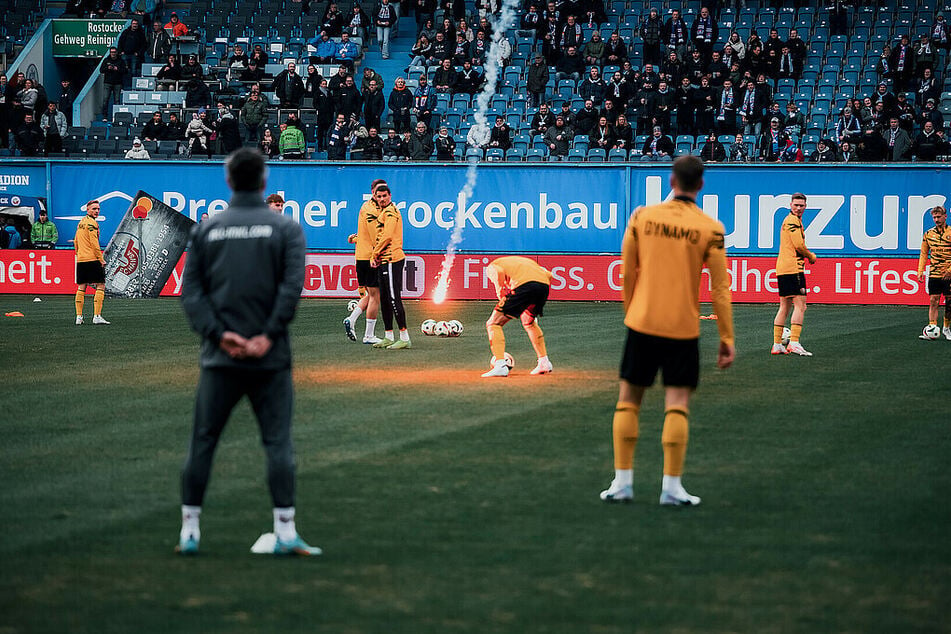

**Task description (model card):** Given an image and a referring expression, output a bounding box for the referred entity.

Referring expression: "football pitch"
[0,295,948,634]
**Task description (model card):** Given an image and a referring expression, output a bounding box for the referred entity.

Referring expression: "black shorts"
[620,329,699,389]
[497,281,549,319]
[355,259,378,287]
[777,272,807,297]
[927,277,951,296]
[76,260,105,284]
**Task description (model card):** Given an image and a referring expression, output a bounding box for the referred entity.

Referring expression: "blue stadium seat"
[587,148,606,161]
[608,148,628,161]
[567,147,585,162]
[525,147,547,161]
[505,148,524,161]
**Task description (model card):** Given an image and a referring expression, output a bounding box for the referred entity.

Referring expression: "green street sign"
[52,19,126,57]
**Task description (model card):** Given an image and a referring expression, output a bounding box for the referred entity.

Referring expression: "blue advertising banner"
[0,165,47,198]
[43,162,951,257]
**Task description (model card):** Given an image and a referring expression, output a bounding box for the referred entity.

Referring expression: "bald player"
[600,156,734,506]
[481,256,554,377]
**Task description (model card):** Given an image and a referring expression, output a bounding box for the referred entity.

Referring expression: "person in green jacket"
[30,210,58,248]
[240,91,269,142]
[278,123,307,159]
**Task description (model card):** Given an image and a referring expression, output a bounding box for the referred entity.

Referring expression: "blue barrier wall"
[1,161,947,258]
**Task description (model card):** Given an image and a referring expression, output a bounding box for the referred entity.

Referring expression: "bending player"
[917,204,951,340]
[343,179,385,344]
[370,184,412,349]
[600,156,734,506]
[481,256,553,378]
[771,192,817,356]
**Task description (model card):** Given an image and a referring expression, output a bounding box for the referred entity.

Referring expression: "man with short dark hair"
[117,18,147,83]
[771,193,817,356]
[600,156,734,506]
[99,47,127,122]
[30,209,58,248]
[179,148,318,556]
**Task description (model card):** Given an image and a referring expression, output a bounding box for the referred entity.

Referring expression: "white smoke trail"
[432,0,521,303]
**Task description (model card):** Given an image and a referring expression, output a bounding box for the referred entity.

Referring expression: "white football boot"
[530,359,553,375]
[481,360,510,378]
[659,489,701,506]
[599,481,634,503]
[75,315,84,325]
[770,343,787,355]
[92,315,111,325]
[944,327,951,341]
[785,341,812,356]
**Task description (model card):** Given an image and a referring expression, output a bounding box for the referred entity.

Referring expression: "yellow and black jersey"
[621,197,734,345]
[371,203,404,263]
[354,200,380,261]
[918,225,951,277]
[775,212,813,275]
[488,256,552,290]
[74,215,103,263]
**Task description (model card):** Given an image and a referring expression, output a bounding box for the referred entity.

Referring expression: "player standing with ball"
[771,192,817,356]
[370,184,412,349]
[917,205,951,340]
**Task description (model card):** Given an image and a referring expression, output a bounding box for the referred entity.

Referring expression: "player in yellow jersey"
[370,184,412,349]
[344,179,385,344]
[73,200,110,325]
[771,192,817,356]
[600,156,734,506]
[481,256,554,378]
[917,205,951,340]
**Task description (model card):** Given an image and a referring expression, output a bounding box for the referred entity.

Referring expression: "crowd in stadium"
[0,0,949,162]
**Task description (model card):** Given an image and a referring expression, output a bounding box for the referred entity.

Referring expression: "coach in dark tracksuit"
[178,148,319,556]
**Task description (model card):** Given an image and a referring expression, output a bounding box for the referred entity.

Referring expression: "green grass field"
[0,295,949,634]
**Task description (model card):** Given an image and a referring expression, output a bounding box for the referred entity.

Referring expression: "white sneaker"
[785,341,812,356]
[530,359,553,375]
[770,343,787,355]
[481,361,510,378]
[599,481,633,503]
[75,315,84,325]
[93,315,111,325]
[363,335,382,344]
[944,327,951,341]
[659,489,701,506]
[343,318,356,341]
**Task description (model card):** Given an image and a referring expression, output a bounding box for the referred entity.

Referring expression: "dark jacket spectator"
[855,127,887,161]
[15,114,44,156]
[699,135,726,162]
[273,65,306,108]
[409,124,434,160]
[543,116,572,157]
[100,50,128,86]
[882,119,912,161]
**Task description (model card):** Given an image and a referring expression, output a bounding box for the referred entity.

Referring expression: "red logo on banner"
[115,240,140,276]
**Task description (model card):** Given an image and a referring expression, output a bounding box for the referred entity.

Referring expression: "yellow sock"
[94,289,104,316]
[75,289,85,317]
[524,321,547,358]
[488,324,505,359]
[773,324,784,344]
[930,319,938,326]
[944,317,950,329]
[661,408,689,477]
[612,401,639,470]
[790,324,802,342]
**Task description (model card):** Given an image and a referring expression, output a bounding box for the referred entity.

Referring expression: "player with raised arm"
[370,184,412,350]
[481,256,554,378]
[917,205,951,340]
[771,193,817,356]
[599,156,734,506]
[343,179,385,344]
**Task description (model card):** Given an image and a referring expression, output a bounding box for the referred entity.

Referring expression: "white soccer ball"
[447,319,464,336]
[490,352,515,369]
[922,324,941,340]
[434,320,451,336]
[781,327,791,347]
[421,319,437,335]
[347,299,360,313]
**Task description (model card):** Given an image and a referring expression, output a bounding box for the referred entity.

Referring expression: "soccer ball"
[434,320,451,336]
[490,352,515,369]
[781,327,791,347]
[421,319,437,336]
[447,319,464,336]
[922,324,941,340]
[347,299,360,313]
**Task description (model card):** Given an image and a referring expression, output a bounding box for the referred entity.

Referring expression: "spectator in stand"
[868,100,888,130]
[388,76,413,133]
[228,44,249,75]
[124,137,151,159]
[451,32,470,65]
[575,99,599,136]
[527,54,549,107]
[876,45,893,82]
[180,55,204,82]
[216,103,241,154]
[555,45,584,82]
[433,58,457,92]
[915,35,936,78]
[838,140,855,162]
[455,60,483,95]
[414,0,436,37]
[683,49,706,87]
[579,66,606,106]
[914,121,947,161]
[429,31,451,65]
[691,7,718,63]
[419,17,437,43]
[311,32,338,64]
[40,102,66,155]
[117,18,147,84]
[786,28,806,65]
[835,106,861,144]
[520,5,543,40]
[0,74,9,149]
[810,138,836,163]
[738,75,765,136]
[164,12,188,37]
[273,62,306,108]
[240,60,265,83]
[434,125,455,160]
[314,79,333,151]
[15,112,43,157]
[932,13,950,69]
[613,113,633,151]
[604,70,630,111]
[700,131,726,162]
[99,47,127,122]
[409,35,432,67]
[544,114,571,159]
[707,50,729,87]
[648,79,674,132]
[917,67,940,109]
[304,65,323,100]
[692,76,716,134]
[639,7,663,66]
[776,45,799,83]
[762,27,784,59]
[57,79,76,126]
[583,31,605,66]
[729,132,749,162]
[895,92,917,133]
[164,111,185,152]
[334,75,363,121]
[147,20,171,63]
[882,117,912,161]
[674,76,694,135]
[184,77,211,109]
[259,128,280,158]
[725,31,745,61]
[662,9,689,62]
[641,126,673,160]
[758,116,789,162]
[30,210,58,249]
[328,65,350,96]
[279,121,307,159]
[920,98,944,131]
[589,115,615,152]
[779,138,803,163]
[321,1,345,36]
[540,14,560,64]
[409,121,434,160]
[604,31,628,66]
[530,102,555,137]
[185,110,213,157]
[334,32,361,72]
[362,78,385,131]
[346,4,372,46]
[890,34,916,93]
[745,43,768,78]
[375,0,397,59]
[142,111,167,141]
[382,127,403,160]
[715,78,737,134]
[412,75,435,130]
[783,102,804,138]
[363,127,384,160]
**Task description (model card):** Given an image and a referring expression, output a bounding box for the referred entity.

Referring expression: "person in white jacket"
[124,137,151,160]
